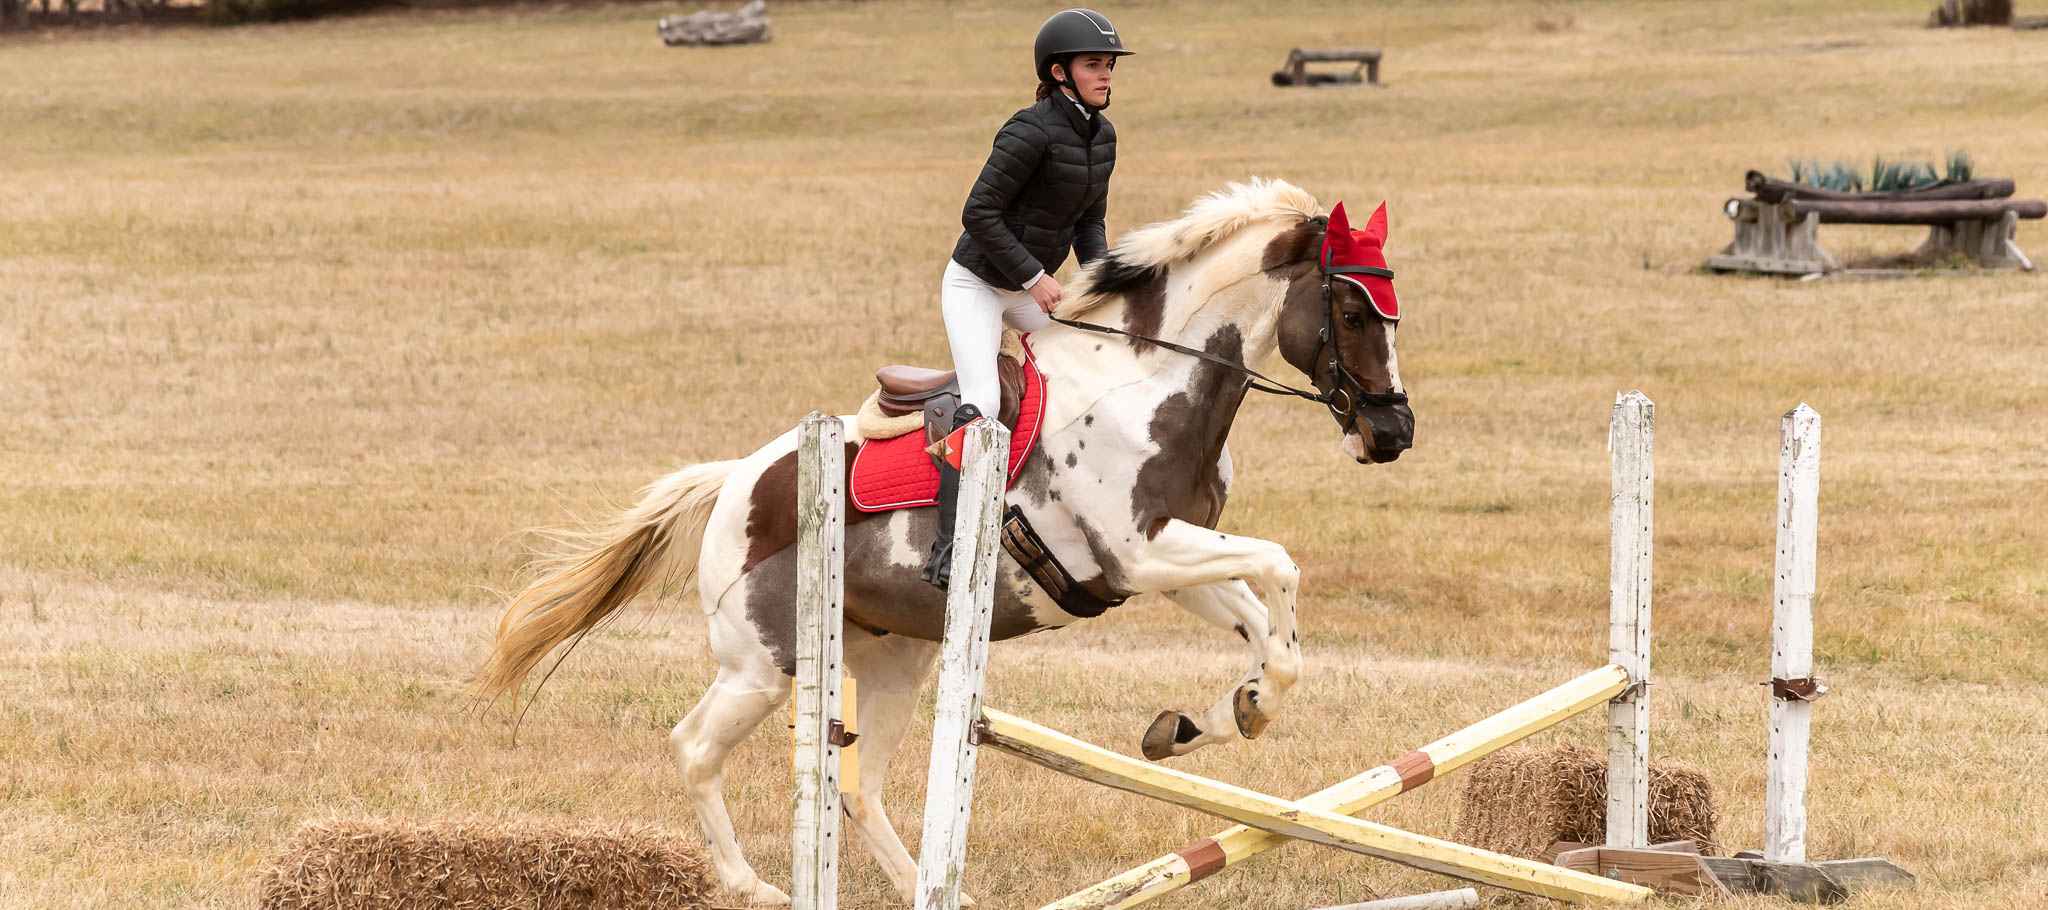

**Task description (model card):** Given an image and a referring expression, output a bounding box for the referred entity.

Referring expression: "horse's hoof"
[960,891,981,908]
[735,879,790,906]
[1233,684,1271,740]
[1141,709,1202,761]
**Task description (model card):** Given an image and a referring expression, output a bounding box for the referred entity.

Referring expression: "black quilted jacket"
[950,92,1116,292]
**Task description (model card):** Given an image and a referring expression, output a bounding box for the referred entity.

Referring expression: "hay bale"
[1452,744,1718,860]
[255,817,716,910]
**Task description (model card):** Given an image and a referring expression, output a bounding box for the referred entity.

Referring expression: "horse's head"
[1267,201,1414,464]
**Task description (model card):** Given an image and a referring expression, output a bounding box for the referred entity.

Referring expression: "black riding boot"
[921,403,985,590]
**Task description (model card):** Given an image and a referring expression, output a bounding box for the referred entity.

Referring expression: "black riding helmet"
[1033,9,1133,112]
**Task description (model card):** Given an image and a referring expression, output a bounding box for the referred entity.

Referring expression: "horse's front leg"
[1141,580,1272,760]
[1122,520,1300,754]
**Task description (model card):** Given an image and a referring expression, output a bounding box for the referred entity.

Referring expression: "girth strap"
[999,505,1126,619]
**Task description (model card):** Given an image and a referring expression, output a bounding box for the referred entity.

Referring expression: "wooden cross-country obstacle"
[1271,46,1384,86]
[1707,170,2043,276]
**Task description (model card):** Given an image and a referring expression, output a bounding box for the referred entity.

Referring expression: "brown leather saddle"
[867,352,1127,619]
[871,356,1025,447]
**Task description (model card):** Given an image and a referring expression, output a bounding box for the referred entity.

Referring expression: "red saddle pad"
[850,339,1045,513]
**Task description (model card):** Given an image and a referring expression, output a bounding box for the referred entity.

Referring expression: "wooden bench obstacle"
[1707,170,2044,276]
[1272,46,1383,86]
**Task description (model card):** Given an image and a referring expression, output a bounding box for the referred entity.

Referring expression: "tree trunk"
[1746,171,2016,204]
[1791,198,2047,225]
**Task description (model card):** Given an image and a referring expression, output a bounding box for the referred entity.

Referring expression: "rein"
[1045,315,1333,405]
[1047,240,1408,428]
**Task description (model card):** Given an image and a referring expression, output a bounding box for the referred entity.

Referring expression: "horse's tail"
[470,459,738,702]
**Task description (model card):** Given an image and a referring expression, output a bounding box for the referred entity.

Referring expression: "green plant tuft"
[1781,151,1974,192]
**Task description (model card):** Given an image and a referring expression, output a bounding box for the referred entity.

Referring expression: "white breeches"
[941,259,1051,418]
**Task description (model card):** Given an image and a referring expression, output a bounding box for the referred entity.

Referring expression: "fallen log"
[1746,171,2016,203]
[1789,197,2046,225]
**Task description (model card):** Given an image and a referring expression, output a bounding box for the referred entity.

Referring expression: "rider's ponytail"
[1035,81,1055,101]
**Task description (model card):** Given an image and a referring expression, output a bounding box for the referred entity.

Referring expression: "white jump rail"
[793,413,847,910]
[912,419,1012,910]
[1765,404,1821,862]
[1607,390,1654,848]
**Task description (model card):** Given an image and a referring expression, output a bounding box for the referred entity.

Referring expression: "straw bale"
[1452,743,1718,859]
[255,817,716,910]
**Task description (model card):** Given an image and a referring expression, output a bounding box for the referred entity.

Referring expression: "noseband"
[1049,227,1407,431]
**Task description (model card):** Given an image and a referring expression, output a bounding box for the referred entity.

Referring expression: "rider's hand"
[1029,274,1064,314]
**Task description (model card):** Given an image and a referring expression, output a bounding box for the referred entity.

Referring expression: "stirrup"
[921,403,984,591]
[922,538,955,589]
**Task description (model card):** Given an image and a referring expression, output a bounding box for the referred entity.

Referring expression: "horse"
[470,178,1414,906]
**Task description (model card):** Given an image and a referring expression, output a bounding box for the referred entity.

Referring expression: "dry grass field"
[4,1,2047,907]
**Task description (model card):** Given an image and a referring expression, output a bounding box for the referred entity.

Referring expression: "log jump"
[1272,46,1384,86]
[1708,169,2042,275]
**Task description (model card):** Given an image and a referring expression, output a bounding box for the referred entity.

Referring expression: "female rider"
[924,8,1131,588]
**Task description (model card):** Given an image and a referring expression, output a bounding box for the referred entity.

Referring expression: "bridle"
[1314,238,1410,432]
[1047,227,1409,433]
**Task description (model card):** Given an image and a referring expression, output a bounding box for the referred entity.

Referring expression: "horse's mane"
[1060,178,1323,318]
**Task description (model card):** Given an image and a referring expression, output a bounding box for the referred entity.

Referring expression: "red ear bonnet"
[1320,201,1398,321]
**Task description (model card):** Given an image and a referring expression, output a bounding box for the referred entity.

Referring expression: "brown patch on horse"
[1132,326,1245,539]
[1261,218,1323,273]
[1082,252,1169,349]
[1118,269,1167,348]
[742,442,874,573]
[1275,271,1329,379]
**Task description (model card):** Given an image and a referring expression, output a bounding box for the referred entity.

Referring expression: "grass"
[4,1,2048,908]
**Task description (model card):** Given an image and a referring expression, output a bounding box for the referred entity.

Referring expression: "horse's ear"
[1260,218,1324,272]
[1361,201,1389,247]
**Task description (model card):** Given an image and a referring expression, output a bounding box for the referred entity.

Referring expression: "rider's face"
[1056,54,1116,106]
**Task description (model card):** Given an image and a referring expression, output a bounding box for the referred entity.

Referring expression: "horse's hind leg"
[669,655,792,905]
[1141,581,1272,760]
[839,630,960,905]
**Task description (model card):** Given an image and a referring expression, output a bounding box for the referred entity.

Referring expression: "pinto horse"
[471,179,1414,905]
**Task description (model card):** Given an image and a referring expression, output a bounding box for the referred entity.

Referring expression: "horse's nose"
[1365,403,1414,463]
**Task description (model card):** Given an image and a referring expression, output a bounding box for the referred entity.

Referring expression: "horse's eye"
[1342,312,1363,327]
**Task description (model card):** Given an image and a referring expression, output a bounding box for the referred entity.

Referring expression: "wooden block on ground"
[1554,846,1730,898]
[1698,856,1914,903]
[1539,841,1597,864]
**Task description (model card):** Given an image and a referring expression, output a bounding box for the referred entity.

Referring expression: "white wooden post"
[913,420,1010,910]
[793,413,845,910]
[1765,404,1821,863]
[1606,391,1653,849]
